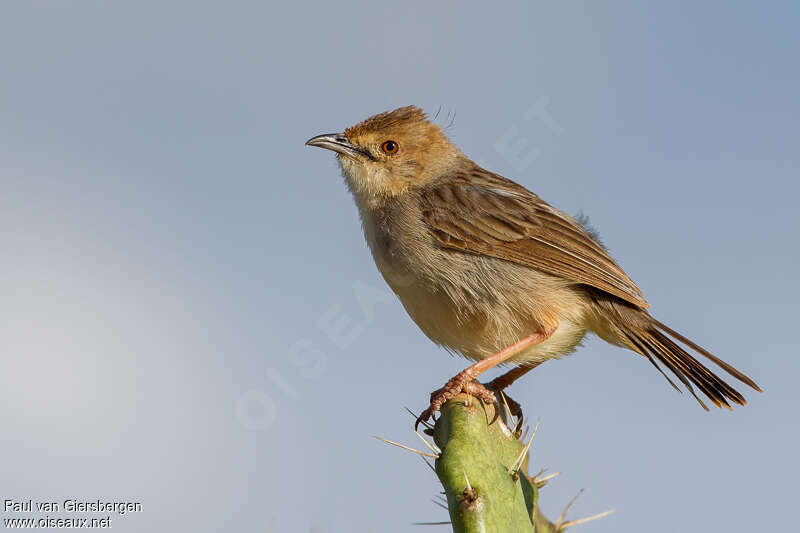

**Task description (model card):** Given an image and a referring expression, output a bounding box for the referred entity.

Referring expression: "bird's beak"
[305,133,370,160]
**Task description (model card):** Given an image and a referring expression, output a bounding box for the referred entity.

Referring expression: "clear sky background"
[1,2,798,532]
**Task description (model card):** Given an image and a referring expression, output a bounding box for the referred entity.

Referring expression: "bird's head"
[306,106,461,206]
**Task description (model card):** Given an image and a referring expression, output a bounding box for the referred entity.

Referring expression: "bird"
[305,105,761,428]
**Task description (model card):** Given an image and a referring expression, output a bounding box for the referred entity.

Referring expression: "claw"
[414,378,499,430]
[486,383,524,429]
[412,334,551,431]
[415,408,433,431]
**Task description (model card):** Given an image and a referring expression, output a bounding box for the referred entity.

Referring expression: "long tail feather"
[628,318,760,409]
[652,319,763,392]
[591,292,761,409]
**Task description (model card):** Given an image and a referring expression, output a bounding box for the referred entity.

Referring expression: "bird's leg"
[416,329,554,429]
[483,363,543,423]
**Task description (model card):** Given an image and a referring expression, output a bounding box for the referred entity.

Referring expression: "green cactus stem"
[432,393,558,533]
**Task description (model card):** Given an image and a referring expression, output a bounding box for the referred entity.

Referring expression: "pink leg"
[415,330,554,429]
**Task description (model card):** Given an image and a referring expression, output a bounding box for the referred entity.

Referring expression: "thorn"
[535,471,562,485]
[373,436,439,458]
[463,469,472,492]
[529,417,541,441]
[414,430,441,455]
[556,489,585,530]
[560,509,616,530]
[405,407,433,430]
[421,456,436,474]
[431,498,448,511]
[513,414,524,436]
[499,391,513,424]
[411,521,451,526]
[509,425,536,475]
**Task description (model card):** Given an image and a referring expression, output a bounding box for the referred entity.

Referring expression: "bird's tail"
[591,295,762,409]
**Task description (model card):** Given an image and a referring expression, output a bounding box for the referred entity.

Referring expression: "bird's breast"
[357,197,589,363]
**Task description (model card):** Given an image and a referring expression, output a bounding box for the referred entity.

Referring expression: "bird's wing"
[420,168,650,308]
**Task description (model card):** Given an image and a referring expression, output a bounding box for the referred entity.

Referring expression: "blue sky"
[1,2,798,532]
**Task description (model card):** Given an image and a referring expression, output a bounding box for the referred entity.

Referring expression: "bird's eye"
[381,140,399,155]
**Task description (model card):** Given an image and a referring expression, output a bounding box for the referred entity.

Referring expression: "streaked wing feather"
[421,168,650,308]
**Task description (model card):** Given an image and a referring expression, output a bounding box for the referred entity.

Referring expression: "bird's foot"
[483,377,524,425]
[415,372,496,430]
